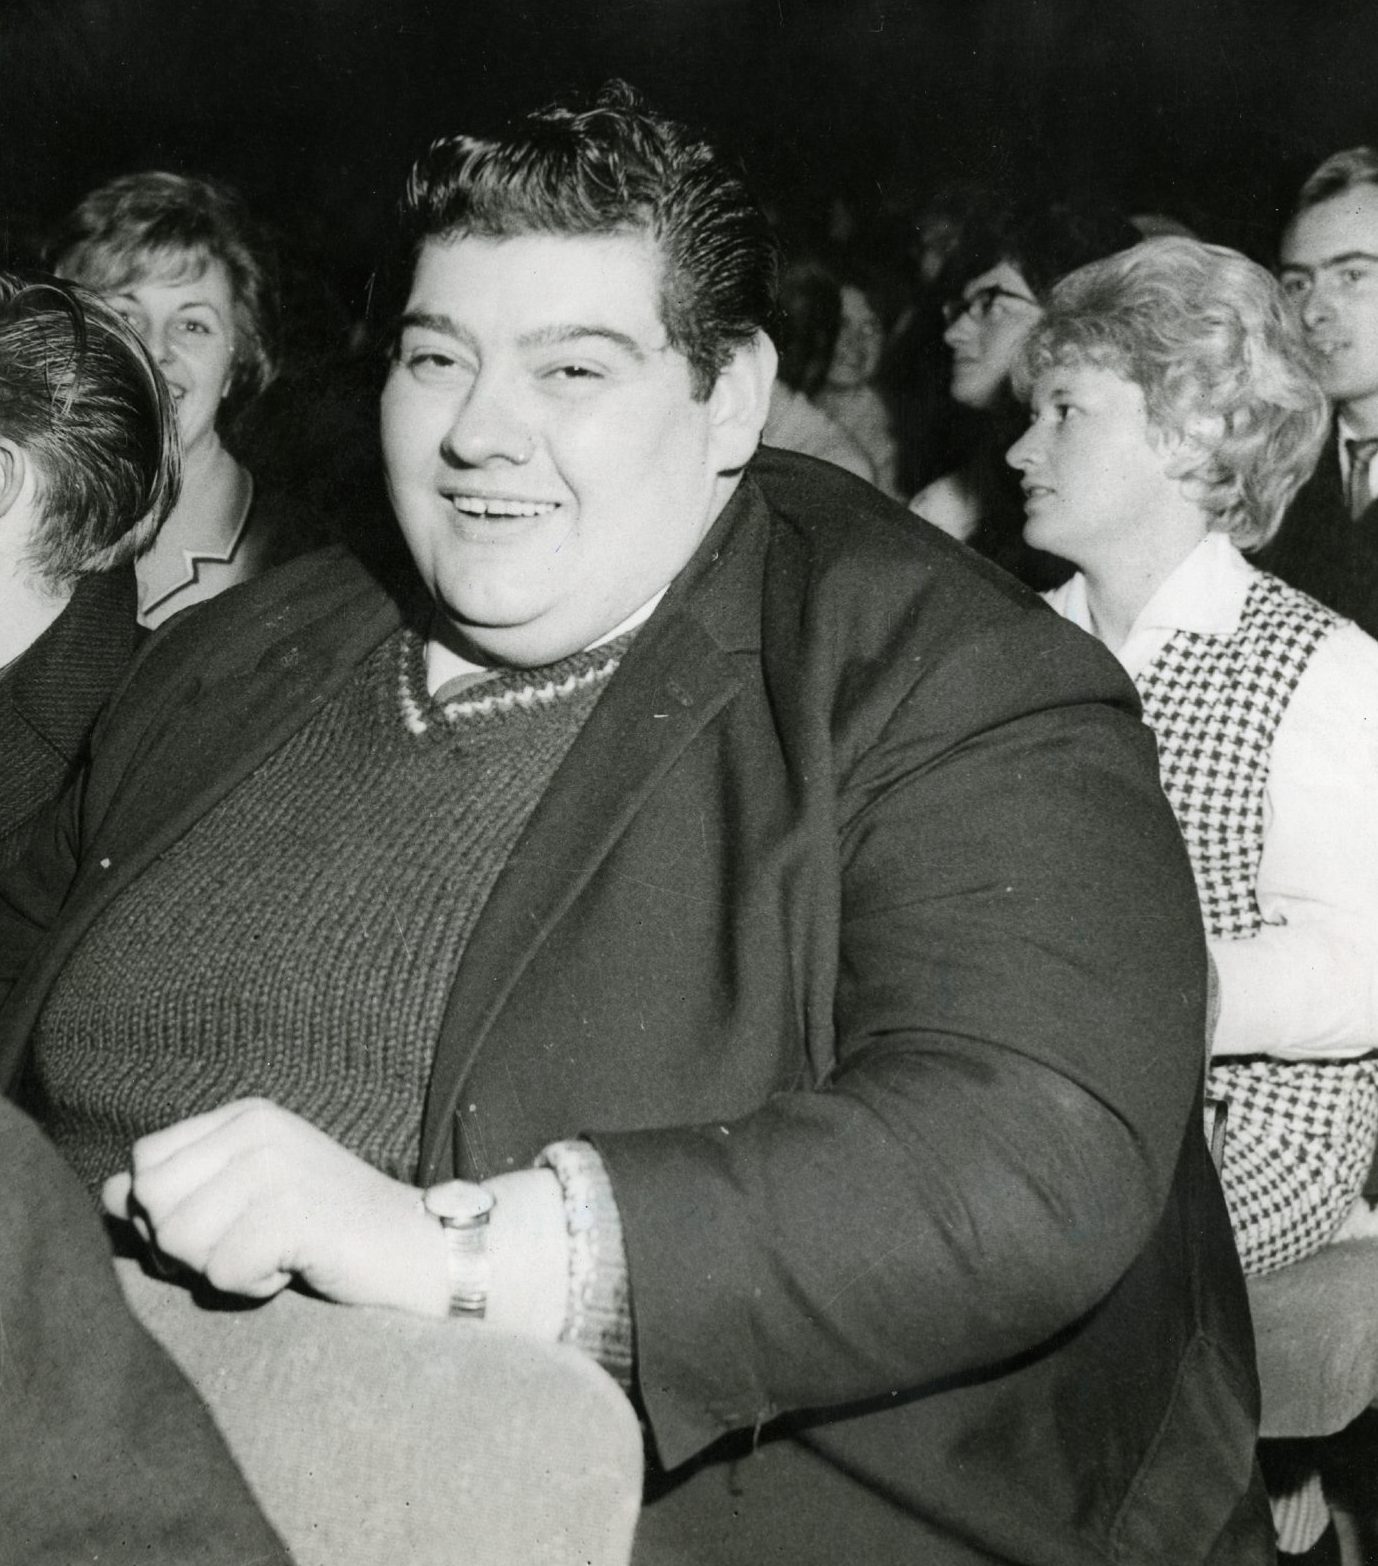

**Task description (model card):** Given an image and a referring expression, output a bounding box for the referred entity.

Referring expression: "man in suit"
[1,84,1269,1563]
[0,272,179,866]
[1264,147,1378,633]
[0,271,292,1566]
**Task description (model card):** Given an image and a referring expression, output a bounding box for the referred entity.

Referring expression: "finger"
[101,1169,134,1218]
[201,1209,295,1299]
[130,1121,260,1228]
[102,1171,159,1255]
[130,1097,285,1177]
[142,1161,263,1280]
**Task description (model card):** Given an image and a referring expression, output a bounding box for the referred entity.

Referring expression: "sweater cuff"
[535,1139,633,1389]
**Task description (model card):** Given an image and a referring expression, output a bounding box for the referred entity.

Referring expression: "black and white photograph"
[2,3,1377,1563]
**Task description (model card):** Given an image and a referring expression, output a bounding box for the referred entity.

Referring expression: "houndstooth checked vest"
[1140,567,1378,1274]
[1139,570,1335,937]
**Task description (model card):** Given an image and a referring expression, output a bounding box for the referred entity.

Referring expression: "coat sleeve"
[592,603,1210,1470]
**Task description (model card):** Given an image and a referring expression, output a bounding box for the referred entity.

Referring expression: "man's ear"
[708,330,778,474]
[0,441,28,520]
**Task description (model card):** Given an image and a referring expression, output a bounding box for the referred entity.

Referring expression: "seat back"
[117,1257,643,1566]
[1246,1240,1378,1440]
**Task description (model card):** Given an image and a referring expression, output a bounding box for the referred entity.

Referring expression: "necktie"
[1345,437,1378,520]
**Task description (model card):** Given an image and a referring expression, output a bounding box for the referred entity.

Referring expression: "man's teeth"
[451,496,557,517]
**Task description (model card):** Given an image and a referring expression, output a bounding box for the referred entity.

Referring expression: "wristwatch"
[423,1179,496,1319]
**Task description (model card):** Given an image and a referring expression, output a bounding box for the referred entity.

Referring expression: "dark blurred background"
[5,0,1378,309]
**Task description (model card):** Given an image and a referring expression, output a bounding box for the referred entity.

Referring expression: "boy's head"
[384,80,780,402]
[0,272,180,588]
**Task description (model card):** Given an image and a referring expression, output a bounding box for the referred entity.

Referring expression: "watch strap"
[423,1180,495,1319]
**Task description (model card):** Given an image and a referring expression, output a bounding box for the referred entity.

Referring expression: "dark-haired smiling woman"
[53,172,280,626]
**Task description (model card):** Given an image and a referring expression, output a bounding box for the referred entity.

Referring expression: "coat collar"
[4,567,140,760]
[1046,534,1254,680]
[136,473,257,622]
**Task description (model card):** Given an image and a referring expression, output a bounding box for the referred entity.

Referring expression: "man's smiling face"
[1279,185,1378,430]
[381,230,746,666]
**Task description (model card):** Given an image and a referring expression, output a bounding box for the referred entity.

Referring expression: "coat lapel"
[4,568,139,762]
[90,597,403,898]
[419,480,770,1176]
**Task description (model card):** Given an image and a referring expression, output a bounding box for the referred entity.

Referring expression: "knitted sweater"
[32,625,629,1193]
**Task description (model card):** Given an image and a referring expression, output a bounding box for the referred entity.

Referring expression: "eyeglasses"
[942,285,1039,327]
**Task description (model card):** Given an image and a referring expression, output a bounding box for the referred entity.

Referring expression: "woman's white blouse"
[1046,533,1378,1060]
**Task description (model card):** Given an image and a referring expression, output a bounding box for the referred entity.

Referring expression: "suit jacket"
[1255,428,1378,637]
[0,566,140,868]
[0,450,1269,1565]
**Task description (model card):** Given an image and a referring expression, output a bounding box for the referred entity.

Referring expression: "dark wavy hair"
[1293,145,1378,215]
[774,257,843,397]
[944,194,1141,304]
[50,172,279,412]
[380,80,779,400]
[0,271,180,586]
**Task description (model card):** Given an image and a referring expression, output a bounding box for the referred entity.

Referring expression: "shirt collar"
[137,473,256,620]
[426,586,668,695]
[1046,533,1252,664]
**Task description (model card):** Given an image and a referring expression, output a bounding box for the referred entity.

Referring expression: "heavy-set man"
[1,84,1268,1563]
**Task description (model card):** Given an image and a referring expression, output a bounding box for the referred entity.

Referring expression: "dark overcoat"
[1256,428,1378,638]
[0,565,140,867]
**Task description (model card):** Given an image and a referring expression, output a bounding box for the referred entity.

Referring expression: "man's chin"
[433,607,587,671]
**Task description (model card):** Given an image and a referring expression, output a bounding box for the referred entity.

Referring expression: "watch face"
[424,1180,496,1226]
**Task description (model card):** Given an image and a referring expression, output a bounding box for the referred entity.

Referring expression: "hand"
[102,1098,450,1316]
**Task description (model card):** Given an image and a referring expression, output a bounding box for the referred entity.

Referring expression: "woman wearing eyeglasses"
[909,195,1138,589]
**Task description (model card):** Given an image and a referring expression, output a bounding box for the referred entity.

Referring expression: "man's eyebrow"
[397,309,469,339]
[516,323,661,359]
[392,314,660,358]
[1280,251,1378,273]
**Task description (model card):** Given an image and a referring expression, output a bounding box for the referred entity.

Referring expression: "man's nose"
[1298,281,1333,332]
[441,373,534,468]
